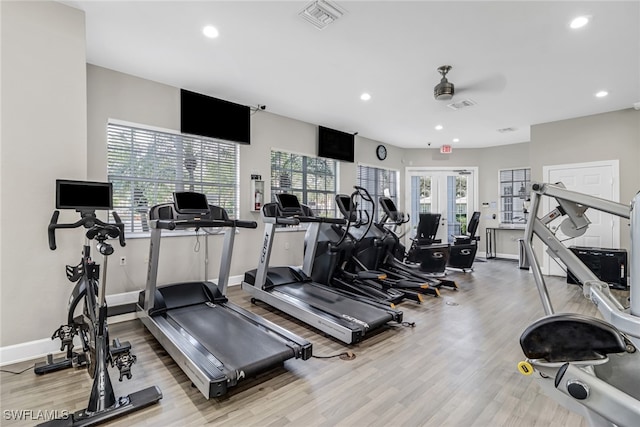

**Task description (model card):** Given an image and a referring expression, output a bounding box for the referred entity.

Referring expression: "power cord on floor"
[0,364,34,375]
[401,321,416,328]
[312,351,356,361]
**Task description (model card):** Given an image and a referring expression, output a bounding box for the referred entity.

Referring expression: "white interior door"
[542,161,619,276]
[406,168,477,244]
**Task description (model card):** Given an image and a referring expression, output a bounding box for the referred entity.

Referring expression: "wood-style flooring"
[1,259,610,426]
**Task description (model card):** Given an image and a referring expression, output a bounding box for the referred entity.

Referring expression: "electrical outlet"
[120,256,127,266]
[284,242,290,250]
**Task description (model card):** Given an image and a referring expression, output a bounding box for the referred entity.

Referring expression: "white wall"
[1,1,87,346]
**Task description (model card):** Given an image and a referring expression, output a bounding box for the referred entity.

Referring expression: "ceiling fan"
[434,65,507,101]
[434,65,455,100]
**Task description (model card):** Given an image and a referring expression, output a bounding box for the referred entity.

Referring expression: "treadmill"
[138,192,312,399]
[242,194,403,344]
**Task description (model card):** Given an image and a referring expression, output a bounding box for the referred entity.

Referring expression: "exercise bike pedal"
[113,352,137,381]
[52,324,78,351]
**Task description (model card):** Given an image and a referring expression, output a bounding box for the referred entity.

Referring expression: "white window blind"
[357,164,399,220]
[270,150,337,217]
[107,122,239,234]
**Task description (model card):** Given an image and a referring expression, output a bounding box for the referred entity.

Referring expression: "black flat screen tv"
[56,180,113,211]
[180,89,250,144]
[318,126,354,163]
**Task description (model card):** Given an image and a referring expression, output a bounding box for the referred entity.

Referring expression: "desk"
[485,226,525,259]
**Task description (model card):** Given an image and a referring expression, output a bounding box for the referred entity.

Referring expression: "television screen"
[180,89,250,144]
[318,126,354,163]
[173,191,210,215]
[56,180,113,211]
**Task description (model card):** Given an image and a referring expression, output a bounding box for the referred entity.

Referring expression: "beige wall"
[530,108,640,251]
[1,1,87,346]
[86,65,406,299]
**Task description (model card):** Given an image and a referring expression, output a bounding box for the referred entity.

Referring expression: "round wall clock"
[376,144,387,161]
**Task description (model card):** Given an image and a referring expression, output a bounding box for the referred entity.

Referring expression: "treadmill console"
[275,193,304,216]
[174,191,211,216]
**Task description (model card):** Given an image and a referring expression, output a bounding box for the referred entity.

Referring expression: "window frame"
[270,149,338,218]
[498,167,531,225]
[356,163,401,222]
[107,120,240,237]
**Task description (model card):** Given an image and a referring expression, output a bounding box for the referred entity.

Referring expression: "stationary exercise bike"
[39,179,162,426]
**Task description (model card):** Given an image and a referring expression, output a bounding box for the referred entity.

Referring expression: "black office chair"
[452,211,480,245]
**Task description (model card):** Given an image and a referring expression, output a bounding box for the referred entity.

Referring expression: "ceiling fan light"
[434,81,454,100]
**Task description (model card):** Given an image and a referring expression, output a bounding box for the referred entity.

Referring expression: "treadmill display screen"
[56,180,113,211]
[276,193,301,209]
[173,192,210,214]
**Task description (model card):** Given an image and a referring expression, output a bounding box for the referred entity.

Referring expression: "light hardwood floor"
[1,259,608,426]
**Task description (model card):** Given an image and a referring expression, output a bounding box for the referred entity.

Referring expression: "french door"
[405,168,477,244]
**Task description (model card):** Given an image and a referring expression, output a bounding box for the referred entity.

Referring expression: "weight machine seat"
[520,313,627,363]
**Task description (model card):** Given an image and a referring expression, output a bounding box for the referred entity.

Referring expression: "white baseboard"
[0,275,245,367]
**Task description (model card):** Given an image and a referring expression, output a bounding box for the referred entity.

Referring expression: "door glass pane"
[410,175,432,237]
[446,175,468,242]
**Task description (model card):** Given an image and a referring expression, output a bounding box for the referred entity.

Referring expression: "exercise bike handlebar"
[48,211,126,251]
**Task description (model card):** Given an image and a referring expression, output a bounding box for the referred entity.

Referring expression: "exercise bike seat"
[520,313,628,363]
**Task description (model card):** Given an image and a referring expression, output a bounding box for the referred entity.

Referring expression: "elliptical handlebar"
[48,210,126,251]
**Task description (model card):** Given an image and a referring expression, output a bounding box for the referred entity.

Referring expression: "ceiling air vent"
[497,127,517,133]
[447,98,477,111]
[299,0,345,30]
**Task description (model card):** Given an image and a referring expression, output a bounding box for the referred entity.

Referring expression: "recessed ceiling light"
[203,25,219,39]
[435,125,443,131]
[570,15,590,29]
[360,93,371,101]
[595,90,608,98]
[453,138,460,143]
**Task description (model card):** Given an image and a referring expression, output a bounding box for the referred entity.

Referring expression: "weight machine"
[518,182,639,427]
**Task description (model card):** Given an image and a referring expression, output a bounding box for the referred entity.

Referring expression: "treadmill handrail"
[151,219,257,230]
[286,215,346,225]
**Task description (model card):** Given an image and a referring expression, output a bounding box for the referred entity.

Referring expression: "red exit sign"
[440,145,452,154]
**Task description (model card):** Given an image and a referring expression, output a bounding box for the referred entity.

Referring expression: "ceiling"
[63,1,640,149]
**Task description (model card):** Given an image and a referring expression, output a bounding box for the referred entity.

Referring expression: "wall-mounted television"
[180,89,250,144]
[318,126,354,163]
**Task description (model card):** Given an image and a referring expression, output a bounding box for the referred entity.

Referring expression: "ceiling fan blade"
[457,73,507,94]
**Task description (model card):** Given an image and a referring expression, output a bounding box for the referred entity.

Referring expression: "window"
[107,122,239,234]
[499,168,530,224]
[357,164,399,221]
[270,150,337,217]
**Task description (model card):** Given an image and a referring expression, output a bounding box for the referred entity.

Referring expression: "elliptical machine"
[39,180,162,427]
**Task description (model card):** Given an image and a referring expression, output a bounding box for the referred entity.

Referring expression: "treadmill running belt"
[276,282,393,329]
[167,304,295,378]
